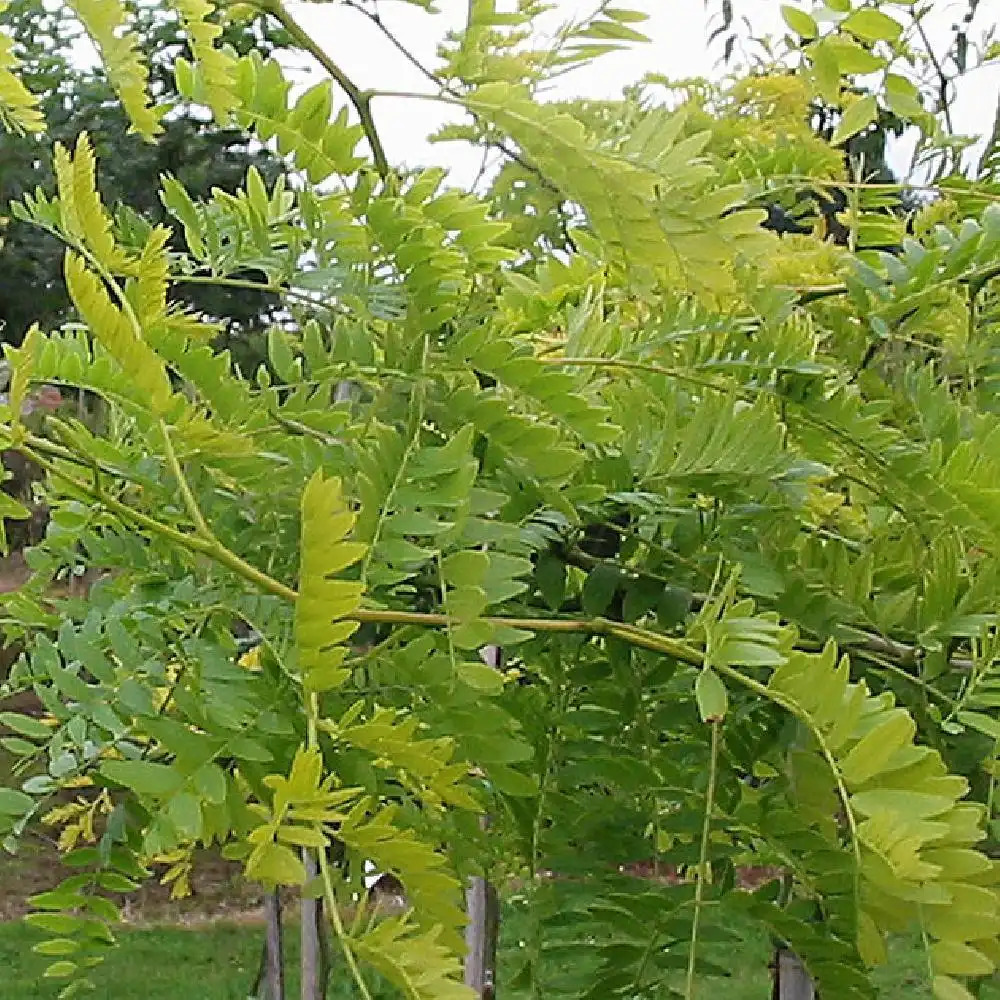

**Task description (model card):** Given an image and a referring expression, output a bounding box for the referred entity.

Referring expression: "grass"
[0,918,384,1000]
[0,909,998,999]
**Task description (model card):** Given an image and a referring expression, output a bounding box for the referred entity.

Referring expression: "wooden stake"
[772,948,816,1000]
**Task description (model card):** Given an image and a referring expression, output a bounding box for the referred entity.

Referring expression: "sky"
[287,0,1000,186]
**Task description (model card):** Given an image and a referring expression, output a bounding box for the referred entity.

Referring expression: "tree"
[0,0,288,348]
[0,1,998,1000]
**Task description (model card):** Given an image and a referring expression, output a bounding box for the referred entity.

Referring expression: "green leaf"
[781,5,819,39]
[247,841,307,886]
[458,662,504,694]
[267,327,297,383]
[295,472,366,686]
[534,552,566,611]
[851,789,954,819]
[857,910,887,966]
[0,788,34,815]
[827,36,886,73]
[167,792,203,839]
[884,73,922,117]
[582,563,621,617]
[930,940,993,976]
[442,550,489,587]
[623,577,663,623]
[841,711,915,785]
[303,663,351,693]
[100,760,182,797]
[695,668,728,722]
[487,764,537,796]
[194,763,228,805]
[831,95,878,146]
[657,587,692,628]
[1,737,36,756]
[277,825,327,848]
[0,712,53,740]
[42,960,77,979]
[956,711,1000,740]
[932,977,976,1000]
[23,914,84,935]
[842,8,902,42]
[95,872,139,893]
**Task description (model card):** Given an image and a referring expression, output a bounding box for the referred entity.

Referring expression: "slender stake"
[464,871,499,999]
[264,889,286,1000]
[464,647,502,997]
[301,850,324,1000]
[772,948,815,1000]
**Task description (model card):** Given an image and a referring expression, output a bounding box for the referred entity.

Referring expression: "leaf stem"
[159,419,212,539]
[711,661,863,913]
[685,719,720,1000]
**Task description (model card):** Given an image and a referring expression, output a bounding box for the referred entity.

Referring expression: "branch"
[173,274,345,315]
[343,1,441,91]
[15,425,964,693]
[794,257,1000,310]
[914,14,956,136]
[260,0,391,179]
[160,419,212,539]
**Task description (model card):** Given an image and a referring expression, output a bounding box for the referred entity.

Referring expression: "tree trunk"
[772,948,816,1000]
[301,851,325,1000]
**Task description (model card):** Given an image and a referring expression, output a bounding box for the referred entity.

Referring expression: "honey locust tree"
[0,1,998,1000]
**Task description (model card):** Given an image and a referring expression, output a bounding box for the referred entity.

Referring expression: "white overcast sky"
[288,0,1000,185]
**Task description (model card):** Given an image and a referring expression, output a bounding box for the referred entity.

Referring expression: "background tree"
[0,0,288,353]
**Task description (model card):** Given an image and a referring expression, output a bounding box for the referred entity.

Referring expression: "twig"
[260,0,391,179]
[160,419,212,539]
[173,274,343,315]
[301,849,325,1000]
[914,14,955,136]
[344,1,441,91]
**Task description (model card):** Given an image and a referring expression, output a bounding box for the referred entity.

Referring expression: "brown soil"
[0,838,265,924]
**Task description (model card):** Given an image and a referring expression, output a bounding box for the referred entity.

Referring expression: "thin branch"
[914,14,956,136]
[160,419,212,539]
[173,274,343,314]
[344,1,441,91]
[260,0,391,179]
[17,442,299,602]
[794,258,1000,308]
[712,660,864,919]
[343,1,562,193]
[12,423,974,686]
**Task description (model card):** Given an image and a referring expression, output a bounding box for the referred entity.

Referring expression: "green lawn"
[0,913,995,998]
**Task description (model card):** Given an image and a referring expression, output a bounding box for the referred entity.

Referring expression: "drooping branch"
[10,430,970,692]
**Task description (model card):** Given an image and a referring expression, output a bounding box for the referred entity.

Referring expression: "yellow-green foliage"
[770,644,1000,994]
[466,81,773,291]
[3,4,1000,1000]
[66,0,162,140]
[0,6,43,134]
[169,0,239,124]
